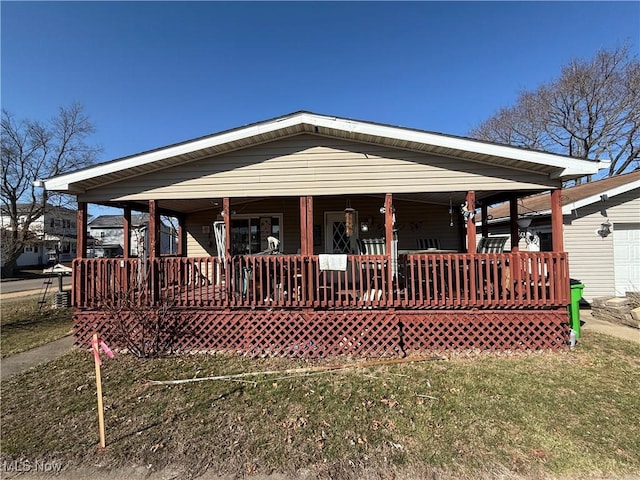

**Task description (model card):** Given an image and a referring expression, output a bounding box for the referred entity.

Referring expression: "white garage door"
[613,223,640,295]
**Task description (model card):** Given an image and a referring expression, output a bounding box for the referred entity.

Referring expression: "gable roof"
[488,170,640,220]
[88,213,151,228]
[43,111,607,194]
[0,203,76,217]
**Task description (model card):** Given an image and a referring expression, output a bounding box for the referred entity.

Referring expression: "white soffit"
[43,112,607,191]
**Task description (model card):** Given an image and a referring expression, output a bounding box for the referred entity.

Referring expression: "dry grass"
[0,297,73,357]
[1,331,639,479]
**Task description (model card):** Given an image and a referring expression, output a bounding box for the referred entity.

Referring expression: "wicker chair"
[477,236,509,253]
[417,238,441,250]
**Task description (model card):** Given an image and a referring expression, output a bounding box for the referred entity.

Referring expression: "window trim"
[230,212,283,254]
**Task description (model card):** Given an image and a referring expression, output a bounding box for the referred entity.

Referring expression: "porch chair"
[417,238,441,250]
[477,236,509,253]
[476,235,509,300]
[359,238,387,304]
[359,238,386,255]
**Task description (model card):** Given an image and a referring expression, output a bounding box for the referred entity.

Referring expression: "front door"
[324,211,358,254]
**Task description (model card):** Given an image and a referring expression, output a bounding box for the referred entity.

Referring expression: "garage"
[613,223,640,296]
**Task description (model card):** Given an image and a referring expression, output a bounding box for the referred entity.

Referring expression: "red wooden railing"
[397,252,569,309]
[72,252,569,310]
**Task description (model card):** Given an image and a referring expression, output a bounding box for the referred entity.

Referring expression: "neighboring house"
[87,213,176,257]
[0,203,77,267]
[487,171,640,302]
[43,111,605,356]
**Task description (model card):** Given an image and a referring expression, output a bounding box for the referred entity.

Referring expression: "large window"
[230,214,281,255]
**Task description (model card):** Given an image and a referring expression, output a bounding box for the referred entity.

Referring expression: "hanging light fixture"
[344,200,355,237]
[517,217,532,230]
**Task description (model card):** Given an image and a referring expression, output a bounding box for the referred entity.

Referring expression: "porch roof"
[44,112,606,198]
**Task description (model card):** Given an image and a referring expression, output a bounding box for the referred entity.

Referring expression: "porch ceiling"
[103,190,540,215]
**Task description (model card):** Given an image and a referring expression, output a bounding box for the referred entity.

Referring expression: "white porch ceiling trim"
[43,112,607,192]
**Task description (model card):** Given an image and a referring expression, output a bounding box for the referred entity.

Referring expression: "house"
[0,203,78,267]
[487,170,640,303]
[87,213,176,258]
[42,112,606,356]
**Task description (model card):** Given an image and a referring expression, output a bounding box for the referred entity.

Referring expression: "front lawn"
[1,331,638,479]
[1,297,73,357]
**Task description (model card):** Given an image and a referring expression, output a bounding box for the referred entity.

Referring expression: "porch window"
[231,215,281,255]
[539,232,552,252]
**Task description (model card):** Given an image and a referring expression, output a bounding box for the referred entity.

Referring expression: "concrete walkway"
[580,309,640,343]
[1,335,76,380]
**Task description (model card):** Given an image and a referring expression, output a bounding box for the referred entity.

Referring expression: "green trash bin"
[569,281,585,338]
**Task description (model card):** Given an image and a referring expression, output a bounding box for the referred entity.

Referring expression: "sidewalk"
[580,309,640,343]
[0,288,49,300]
[1,335,76,380]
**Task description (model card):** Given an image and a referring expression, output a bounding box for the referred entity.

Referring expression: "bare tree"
[470,45,640,179]
[1,103,101,276]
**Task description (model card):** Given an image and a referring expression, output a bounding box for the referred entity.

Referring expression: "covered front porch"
[42,112,603,356]
[70,189,571,356]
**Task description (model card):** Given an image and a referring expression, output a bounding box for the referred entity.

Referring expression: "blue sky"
[2,2,639,201]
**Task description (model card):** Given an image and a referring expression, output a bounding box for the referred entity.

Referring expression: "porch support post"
[551,188,564,252]
[299,196,307,255]
[385,193,394,293]
[306,196,314,255]
[481,202,489,238]
[466,191,476,254]
[177,215,186,256]
[74,201,88,308]
[509,195,520,252]
[384,194,393,255]
[77,202,87,259]
[148,200,160,258]
[148,200,160,303]
[223,198,231,258]
[123,207,131,259]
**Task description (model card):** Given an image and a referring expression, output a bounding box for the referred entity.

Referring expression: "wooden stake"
[92,333,106,449]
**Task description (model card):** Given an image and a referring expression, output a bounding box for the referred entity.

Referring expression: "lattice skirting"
[73,308,569,357]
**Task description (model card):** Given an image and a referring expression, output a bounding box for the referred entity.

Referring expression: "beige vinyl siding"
[185,210,217,257]
[80,135,558,203]
[564,189,640,302]
[184,196,463,257]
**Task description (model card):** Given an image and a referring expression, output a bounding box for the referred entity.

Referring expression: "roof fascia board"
[44,114,310,191]
[549,161,611,179]
[491,179,640,219]
[45,112,604,191]
[561,179,640,214]
[306,114,604,177]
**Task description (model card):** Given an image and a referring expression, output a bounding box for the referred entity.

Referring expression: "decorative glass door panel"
[324,212,358,254]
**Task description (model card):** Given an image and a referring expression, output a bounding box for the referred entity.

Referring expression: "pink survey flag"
[91,336,115,366]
